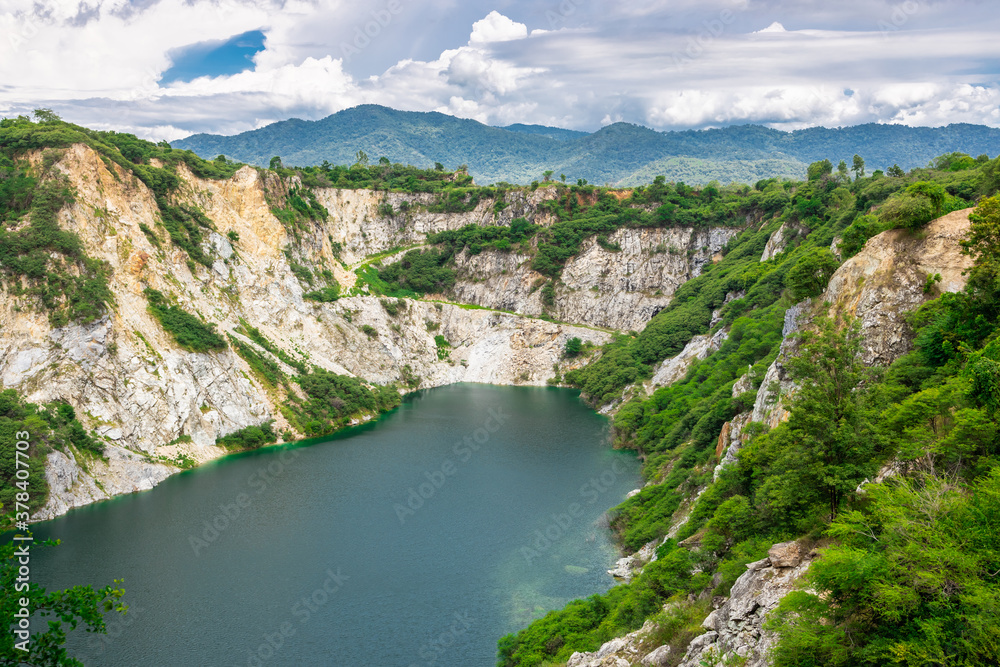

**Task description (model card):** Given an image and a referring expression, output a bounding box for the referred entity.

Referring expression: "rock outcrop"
[713,208,975,479]
[1,145,610,521]
[568,541,813,667]
[312,186,560,264]
[650,326,730,389]
[450,227,738,331]
[824,208,974,365]
[676,547,813,667]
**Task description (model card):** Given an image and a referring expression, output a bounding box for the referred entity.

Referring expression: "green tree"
[807,159,833,181]
[961,194,1000,313]
[877,182,948,231]
[32,108,61,124]
[768,471,1000,667]
[749,318,878,525]
[981,157,1000,195]
[564,337,583,357]
[268,156,282,171]
[1,537,127,666]
[851,154,865,180]
[837,160,849,181]
[887,163,905,177]
[786,248,839,300]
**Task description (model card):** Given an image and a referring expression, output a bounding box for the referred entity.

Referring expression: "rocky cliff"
[4,145,617,521]
[712,209,974,479]
[580,208,976,666]
[449,227,737,331]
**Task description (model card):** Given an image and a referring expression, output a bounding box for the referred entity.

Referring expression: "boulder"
[641,645,672,666]
[768,541,803,568]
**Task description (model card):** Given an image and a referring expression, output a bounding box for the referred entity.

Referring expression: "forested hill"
[171,104,1000,186]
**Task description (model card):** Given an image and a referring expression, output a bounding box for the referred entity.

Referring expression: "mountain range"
[172,104,1000,185]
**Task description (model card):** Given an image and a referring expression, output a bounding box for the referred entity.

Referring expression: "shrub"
[303,286,340,302]
[216,420,277,451]
[377,249,455,296]
[564,337,582,357]
[786,248,839,301]
[434,335,451,360]
[145,288,227,352]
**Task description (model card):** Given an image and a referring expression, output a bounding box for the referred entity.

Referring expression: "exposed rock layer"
[2,146,610,520]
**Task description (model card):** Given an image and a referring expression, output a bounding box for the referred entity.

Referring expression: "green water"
[26,384,640,666]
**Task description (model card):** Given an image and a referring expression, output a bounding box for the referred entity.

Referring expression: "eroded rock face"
[450,227,738,331]
[567,619,662,667]
[311,187,561,265]
[767,541,803,568]
[1,145,611,521]
[650,326,729,389]
[676,552,813,667]
[824,208,974,365]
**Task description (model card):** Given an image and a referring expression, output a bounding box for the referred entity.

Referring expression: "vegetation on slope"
[144,288,227,353]
[224,324,400,447]
[361,178,765,298]
[1,389,106,522]
[0,125,113,326]
[498,153,1000,666]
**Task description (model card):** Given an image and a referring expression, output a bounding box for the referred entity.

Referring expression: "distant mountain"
[501,124,589,142]
[172,105,1000,186]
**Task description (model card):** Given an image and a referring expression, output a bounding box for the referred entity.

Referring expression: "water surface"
[28,384,640,666]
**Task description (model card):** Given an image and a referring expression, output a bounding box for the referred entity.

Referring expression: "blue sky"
[160,30,266,84]
[1,0,998,141]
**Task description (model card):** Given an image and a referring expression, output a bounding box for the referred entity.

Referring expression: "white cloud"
[755,21,786,33]
[1,1,999,140]
[468,11,528,44]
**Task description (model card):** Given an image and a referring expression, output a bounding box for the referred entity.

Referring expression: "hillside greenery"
[172,104,1000,186]
[216,420,277,451]
[0,126,113,326]
[498,154,1000,666]
[1,389,106,522]
[144,288,227,353]
[226,322,401,443]
[0,111,247,285]
[283,368,401,438]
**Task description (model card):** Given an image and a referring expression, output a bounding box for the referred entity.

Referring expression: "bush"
[377,249,455,296]
[284,369,400,438]
[434,335,451,360]
[304,286,340,302]
[145,288,227,352]
[0,173,112,326]
[564,337,582,357]
[786,248,839,301]
[216,420,277,451]
[0,389,109,519]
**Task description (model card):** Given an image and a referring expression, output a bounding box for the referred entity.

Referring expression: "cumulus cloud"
[1,0,999,140]
[468,11,528,44]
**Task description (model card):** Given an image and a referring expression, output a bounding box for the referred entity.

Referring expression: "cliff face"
[311,186,560,264]
[824,208,974,365]
[712,209,974,480]
[450,227,737,331]
[592,210,976,665]
[2,146,610,521]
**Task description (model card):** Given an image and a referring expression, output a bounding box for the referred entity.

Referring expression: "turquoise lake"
[27,384,641,666]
